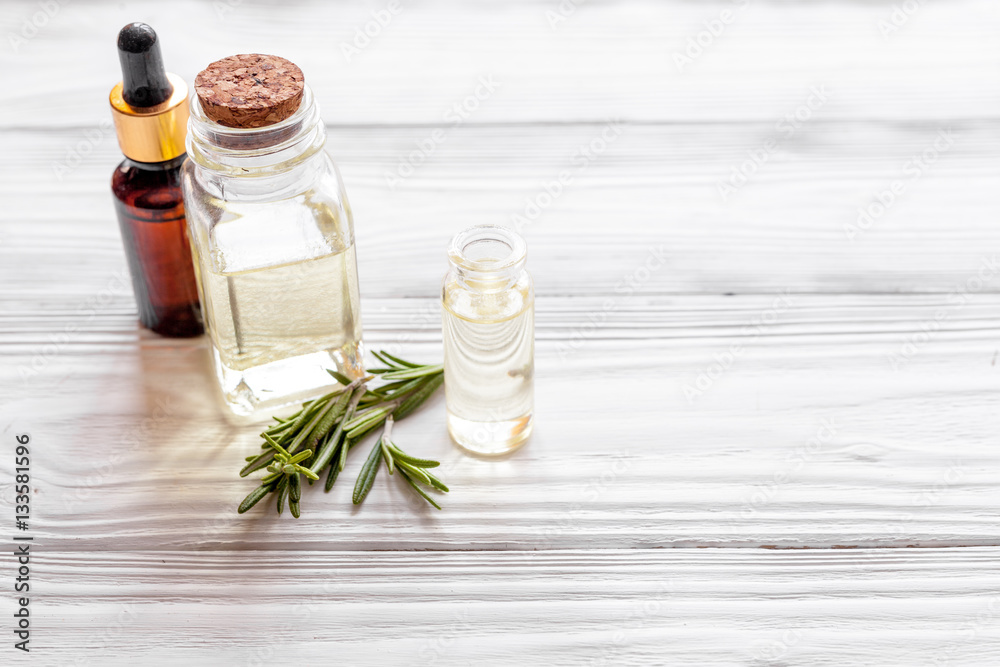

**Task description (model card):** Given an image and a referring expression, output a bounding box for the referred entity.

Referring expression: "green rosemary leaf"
[344,405,392,432]
[423,470,450,493]
[399,469,442,510]
[386,443,440,468]
[240,450,276,477]
[352,437,384,505]
[382,442,395,474]
[295,464,320,481]
[238,484,273,514]
[326,369,354,386]
[280,395,328,440]
[368,379,410,395]
[289,473,302,502]
[287,394,340,454]
[244,455,257,462]
[274,429,296,447]
[276,478,289,515]
[377,365,444,382]
[337,432,350,472]
[396,459,433,486]
[262,433,292,459]
[264,418,295,436]
[380,421,397,474]
[305,385,353,449]
[371,350,403,369]
[392,373,444,421]
[325,454,342,492]
[379,351,422,368]
[310,386,365,474]
[361,387,384,399]
[377,377,425,400]
[264,408,296,434]
[345,411,392,440]
[345,419,384,445]
[346,423,380,441]
[287,450,312,466]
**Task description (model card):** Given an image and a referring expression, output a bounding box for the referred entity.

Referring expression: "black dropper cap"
[117,22,173,107]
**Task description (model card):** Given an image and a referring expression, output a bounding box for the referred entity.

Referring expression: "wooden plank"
[2,294,997,550]
[1,0,998,127]
[3,548,1000,664]
[2,122,999,298]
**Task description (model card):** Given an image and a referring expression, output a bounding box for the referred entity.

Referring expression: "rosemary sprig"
[237,351,446,517]
[352,416,448,509]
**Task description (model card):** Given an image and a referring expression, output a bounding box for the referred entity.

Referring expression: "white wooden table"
[2,0,999,663]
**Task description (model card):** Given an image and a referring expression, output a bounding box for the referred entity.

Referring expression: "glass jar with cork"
[181,54,364,416]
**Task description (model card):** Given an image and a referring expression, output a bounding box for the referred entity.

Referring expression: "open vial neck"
[448,225,527,291]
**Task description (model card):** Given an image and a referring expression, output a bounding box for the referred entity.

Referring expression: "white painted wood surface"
[1,0,999,663]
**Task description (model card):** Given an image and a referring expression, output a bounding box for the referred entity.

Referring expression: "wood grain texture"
[2,0,999,126]
[2,122,999,298]
[3,549,1000,665]
[1,294,997,550]
[0,0,998,663]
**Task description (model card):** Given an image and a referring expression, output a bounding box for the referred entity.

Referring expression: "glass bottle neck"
[186,85,326,179]
[448,225,528,292]
[123,153,188,172]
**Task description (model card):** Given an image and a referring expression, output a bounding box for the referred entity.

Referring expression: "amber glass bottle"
[109,23,202,337]
[111,153,201,336]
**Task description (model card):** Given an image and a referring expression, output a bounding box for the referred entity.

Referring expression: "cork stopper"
[194,54,304,128]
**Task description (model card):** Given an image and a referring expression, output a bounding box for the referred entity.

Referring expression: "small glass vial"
[181,55,364,416]
[442,225,534,455]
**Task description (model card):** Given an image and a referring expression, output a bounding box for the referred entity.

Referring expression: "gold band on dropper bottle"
[109,72,189,163]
